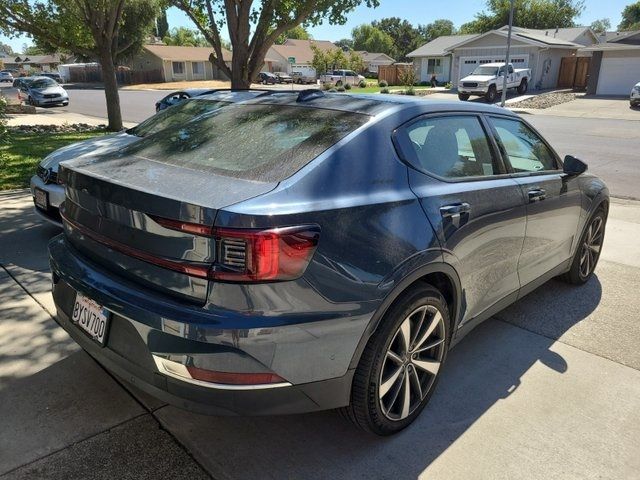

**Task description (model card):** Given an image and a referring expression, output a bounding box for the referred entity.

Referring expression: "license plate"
[34,188,48,209]
[71,293,111,345]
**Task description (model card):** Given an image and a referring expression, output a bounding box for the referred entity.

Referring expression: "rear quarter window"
[119,104,369,182]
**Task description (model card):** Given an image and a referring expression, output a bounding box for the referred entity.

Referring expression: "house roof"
[144,45,232,62]
[407,34,478,57]
[354,51,396,63]
[607,30,640,44]
[500,26,592,46]
[582,42,640,52]
[448,27,582,50]
[269,39,337,64]
[4,54,63,65]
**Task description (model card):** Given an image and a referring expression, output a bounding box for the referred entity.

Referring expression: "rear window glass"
[119,104,369,182]
[128,99,230,137]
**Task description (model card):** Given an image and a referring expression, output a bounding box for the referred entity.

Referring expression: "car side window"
[489,117,558,173]
[405,115,500,179]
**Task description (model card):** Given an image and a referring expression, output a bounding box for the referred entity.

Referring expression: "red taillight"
[212,226,320,282]
[186,366,286,385]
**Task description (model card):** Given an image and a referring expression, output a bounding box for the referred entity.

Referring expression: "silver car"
[23,76,69,107]
[0,70,14,83]
[30,90,271,226]
[631,82,640,108]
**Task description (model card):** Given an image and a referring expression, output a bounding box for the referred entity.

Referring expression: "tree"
[418,19,456,42]
[619,2,640,31]
[348,50,365,72]
[311,44,331,73]
[352,24,395,57]
[163,27,209,46]
[589,18,611,33]
[0,0,160,131]
[335,38,354,50]
[276,25,311,44]
[23,44,46,55]
[172,0,379,89]
[156,9,170,38]
[371,17,422,60]
[0,42,14,55]
[459,0,585,34]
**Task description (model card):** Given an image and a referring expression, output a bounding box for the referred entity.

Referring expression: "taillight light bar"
[149,216,320,282]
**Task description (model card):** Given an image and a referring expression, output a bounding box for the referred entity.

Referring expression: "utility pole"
[501,0,515,107]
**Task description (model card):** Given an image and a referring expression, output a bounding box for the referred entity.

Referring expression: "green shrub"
[419,81,429,86]
[321,83,331,91]
[405,87,416,96]
[378,80,388,88]
[380,87,390,94]
[445,82,453,89]
[344,83,352,90]
[329,88,337,92]
[358,80,367,88]
[336,86,346,92]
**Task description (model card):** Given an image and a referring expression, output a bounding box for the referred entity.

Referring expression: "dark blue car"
[50,91,608,435]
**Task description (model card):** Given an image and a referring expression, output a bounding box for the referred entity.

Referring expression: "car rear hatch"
[59,101,370,304]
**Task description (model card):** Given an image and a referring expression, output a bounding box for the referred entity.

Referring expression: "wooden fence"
[69,65,163,85]
[378,64,415,86]
[557,56,590,90]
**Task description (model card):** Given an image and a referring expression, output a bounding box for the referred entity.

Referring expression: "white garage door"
[459,55,529,81]
[597,56,640,95]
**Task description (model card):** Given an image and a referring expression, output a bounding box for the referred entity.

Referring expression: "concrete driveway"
[1,190,640,479]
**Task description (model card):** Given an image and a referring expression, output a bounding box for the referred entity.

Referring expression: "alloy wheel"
[579,215,604,278]
[378,305,446,421]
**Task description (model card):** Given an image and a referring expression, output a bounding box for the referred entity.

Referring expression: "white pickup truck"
[458,63,530,103]
[319,69,365,86]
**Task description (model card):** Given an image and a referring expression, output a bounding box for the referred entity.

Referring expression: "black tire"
[335,80,343,87]
[458,93,470,101]
[517,79,528,95]
[341,283,451,435]
[561,208,607,285]
[485,85,497,103]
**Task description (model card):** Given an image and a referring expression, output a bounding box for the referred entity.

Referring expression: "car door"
[396,113,528,325]
[486,114,582,287]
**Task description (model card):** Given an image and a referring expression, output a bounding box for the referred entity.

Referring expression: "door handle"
[440,203,471,217]
[527,188,546,202]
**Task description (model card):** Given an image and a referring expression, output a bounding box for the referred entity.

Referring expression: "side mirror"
[563,155,588,176]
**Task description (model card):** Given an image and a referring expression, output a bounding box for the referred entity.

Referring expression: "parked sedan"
[31,90,270,226]
[23,76,69,107]
[257,71,277,85]
[274,71,293,83]
[155,88,217,112]
[41,72,64,83]
[631,82,640,108]
[50,91,608,435]
[0,70,14,83]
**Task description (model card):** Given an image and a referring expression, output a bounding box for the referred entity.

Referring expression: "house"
[2,53,64,73]
[583,31,640,95]
[354,51,396,73]
[130,45,233,82]
[267,39,337,78]
[408,26,599,89]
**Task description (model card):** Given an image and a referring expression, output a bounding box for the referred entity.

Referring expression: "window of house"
[427,58,442,74]
[192,62,204,75]
[172,62,185,75]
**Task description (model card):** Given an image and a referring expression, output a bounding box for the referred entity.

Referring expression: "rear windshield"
[128,99,230,137]
[119,104,369,182]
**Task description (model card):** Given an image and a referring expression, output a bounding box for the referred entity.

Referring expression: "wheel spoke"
[413,358,441,375]
[386,350,403,365]
[413,337,445,354]
[400,369,411,419]
[412,310,442,353]
[380,366,403,397]
[399,317,411,354]
[384,368,405,413]
[409,306,427,347]
[409,366,423,400]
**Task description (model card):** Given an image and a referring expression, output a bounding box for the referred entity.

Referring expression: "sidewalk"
[6,109,136,129]
[1,190,639,479]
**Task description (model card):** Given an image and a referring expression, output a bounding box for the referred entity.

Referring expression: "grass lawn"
[0,131,105,190]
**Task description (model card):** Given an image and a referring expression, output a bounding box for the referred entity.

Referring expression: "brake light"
[149,215,320,282]
[212,226,320,282]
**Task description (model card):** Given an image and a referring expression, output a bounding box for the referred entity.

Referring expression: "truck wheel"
[457,93,470,101]
[335,79,343,87]
[485,85,497,103]
[517,79,528,95]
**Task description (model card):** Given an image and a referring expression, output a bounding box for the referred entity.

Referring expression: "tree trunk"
[99,51,123,131]
[230,46,251,89]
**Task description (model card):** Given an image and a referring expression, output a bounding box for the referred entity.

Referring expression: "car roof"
[238,90,518,117]
[196,90,272,102]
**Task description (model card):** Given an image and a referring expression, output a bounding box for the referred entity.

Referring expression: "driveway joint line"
[0,263,55,321]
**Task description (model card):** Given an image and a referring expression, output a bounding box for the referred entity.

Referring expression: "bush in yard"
[378,80,388,88]
[322,83,332,91]
[344,83,351,90]
[420,81,429,86]
[380,87,390,94]
[358,80,367,88]
[405,87,416,95]
[445,82,452,89]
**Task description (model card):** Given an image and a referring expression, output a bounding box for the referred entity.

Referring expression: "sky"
[0,0,632,53]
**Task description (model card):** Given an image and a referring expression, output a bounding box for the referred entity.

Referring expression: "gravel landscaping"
[510,91,584,109]
[8,123,108,134]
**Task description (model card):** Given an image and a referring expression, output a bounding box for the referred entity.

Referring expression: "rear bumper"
[48,235,363,415]
[30,175,64,226]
